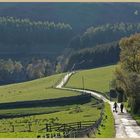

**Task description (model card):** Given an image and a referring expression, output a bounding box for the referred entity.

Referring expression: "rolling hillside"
[0,3,139,70]
[0,65,115,105]
[0,70,101,138]
[0,73,78,103]
[65,65,115,93]
[0,73,82,118]
[0,3,139,59]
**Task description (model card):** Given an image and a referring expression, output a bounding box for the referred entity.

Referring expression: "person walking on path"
[120,102,124,113]
[113,102,118,113]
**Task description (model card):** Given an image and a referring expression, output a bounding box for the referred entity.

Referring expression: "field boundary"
[0,94,91,110]
[65,85,109,99]
[64,102,105,138]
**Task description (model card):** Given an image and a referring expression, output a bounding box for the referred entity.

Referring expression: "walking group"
[113,102,124,113]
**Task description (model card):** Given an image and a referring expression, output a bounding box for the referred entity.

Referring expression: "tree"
[119,34,140,73]
[114,33,140,113]
[26,59,53,80]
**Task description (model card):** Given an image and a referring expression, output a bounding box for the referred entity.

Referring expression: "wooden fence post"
[49,124,52,132]
[28,123,32,132]
[11,125,15,132]
[46,124,49,132]
[63,124,66,131]
[79,122,81,129]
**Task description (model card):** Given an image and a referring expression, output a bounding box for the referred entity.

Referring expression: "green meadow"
[0,99,101,138]
[0,73,79,103]
[65,65,116,137]
[0,65,116,138]
[95,103,115,138]
[0,70,102,138]
[0,72,81,118]
[66,65,116,93]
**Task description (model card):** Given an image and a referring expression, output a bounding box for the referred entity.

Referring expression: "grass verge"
[91,103,115,138]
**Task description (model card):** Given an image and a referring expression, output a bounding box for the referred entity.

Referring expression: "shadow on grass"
[0,94,91,110]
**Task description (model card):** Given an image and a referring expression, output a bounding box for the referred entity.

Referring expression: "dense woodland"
[0,17,72,56]
[0,17,72,44]
[0,3,140,84]
[1,18,140,84]
[0,59,54,85]
[65,42,120,71]
[0,3,140,31]
[69,23,140,49]
[65,23,140,70]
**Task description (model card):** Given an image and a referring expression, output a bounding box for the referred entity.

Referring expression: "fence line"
[0,102,104,138]
[64,103,104,138]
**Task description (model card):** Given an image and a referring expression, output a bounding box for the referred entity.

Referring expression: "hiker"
[113,102,118,112]
[120,102,124,113]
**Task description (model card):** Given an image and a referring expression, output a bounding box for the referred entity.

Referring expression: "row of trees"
[0,58,55,85]
[69,23,140,49]
[65,42,120,71]
[113,33,140,114]
[0,16,73,49]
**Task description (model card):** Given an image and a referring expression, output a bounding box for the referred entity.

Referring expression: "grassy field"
[66,65,115,93]
[94,103,115,138]
[0,105,78,118]
[0,72,81,117]
[2,99,99,124]
[0,73,79,103]
[65,65,116,138]
[0,65,115,138]
[0,132,41,138]
[0,71,102,138]
[0,99,101,138]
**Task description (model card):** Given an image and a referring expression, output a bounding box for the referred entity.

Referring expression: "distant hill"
[0,3,139,82]
[69,23,140,49]
[0,3,140,32]
[65,41,120,71]
[0,73,77,104]
[0,16,73,60]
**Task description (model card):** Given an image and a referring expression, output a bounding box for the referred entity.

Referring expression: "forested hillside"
[64,23,140,70]
[0,3,140,85]
[0,58,54,85]
[0,3,140,31]
[66,42,120,71]
[69,23,140,49]
[0,3,140,60]
[0,17,72,59]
